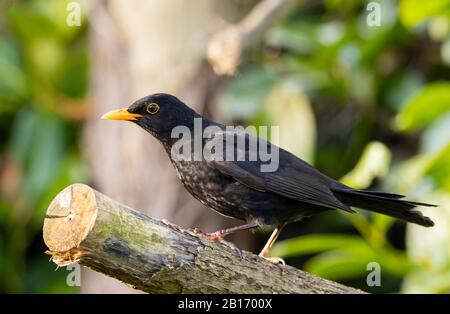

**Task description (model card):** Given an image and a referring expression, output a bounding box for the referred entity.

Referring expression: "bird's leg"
[259,223,286,265]
[193,223,259,240]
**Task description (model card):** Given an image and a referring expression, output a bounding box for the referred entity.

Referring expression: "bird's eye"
[146,103,160,115]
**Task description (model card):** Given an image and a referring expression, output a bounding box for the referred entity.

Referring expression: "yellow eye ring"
[146,103,159,114]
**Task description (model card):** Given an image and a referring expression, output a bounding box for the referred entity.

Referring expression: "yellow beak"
[101,108,143,121]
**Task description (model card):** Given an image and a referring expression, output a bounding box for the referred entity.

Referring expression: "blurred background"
[0,0,449,294]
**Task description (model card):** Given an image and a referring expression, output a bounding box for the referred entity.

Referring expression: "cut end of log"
[43,183,98,253]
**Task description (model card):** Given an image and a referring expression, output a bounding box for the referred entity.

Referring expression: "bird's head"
[101,93,199,141]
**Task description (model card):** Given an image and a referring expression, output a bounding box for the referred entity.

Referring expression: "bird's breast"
[170,160,255,221]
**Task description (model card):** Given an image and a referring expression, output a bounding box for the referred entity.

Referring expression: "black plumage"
[102,93,436,260]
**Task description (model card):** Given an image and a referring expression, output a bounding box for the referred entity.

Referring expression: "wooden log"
[43,184,364,294]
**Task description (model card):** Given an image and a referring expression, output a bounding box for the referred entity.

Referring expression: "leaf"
[8,0,85,42]
[340,141,392,189]
[349,67,375,105]
[304,245,409,281]
[259,80,316,163]
[266,22,321,54]
[420,112,450,154]
[395,82,450,131]
[383,70,423,111]
[54,50,89,98]
[33,153,87,228]
[385,155,432,193]
[385,143,450,192]
[304,247,376,281]
[218,67,277,120]
[399,0,450,28]
[9,108,66,205]
[0,39,28,105]
[426,143,450,191]
[270,234,368,258]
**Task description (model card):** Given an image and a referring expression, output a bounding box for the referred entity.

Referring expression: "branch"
[207,0,301,75]
[43,184,364,294]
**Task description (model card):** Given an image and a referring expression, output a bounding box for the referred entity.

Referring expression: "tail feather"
[333,189,436,227]
[353,190,405,199]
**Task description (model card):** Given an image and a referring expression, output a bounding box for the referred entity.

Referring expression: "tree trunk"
[84,0,254,292]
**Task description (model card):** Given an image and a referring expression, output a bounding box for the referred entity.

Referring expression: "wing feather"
[208,131,353,213]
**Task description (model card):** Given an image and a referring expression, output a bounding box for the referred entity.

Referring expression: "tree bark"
[43,184,364,294]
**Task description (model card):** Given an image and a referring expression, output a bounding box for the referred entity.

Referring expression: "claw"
[260,255,285,266]
[223,241,244,258]
[190,227,200,234]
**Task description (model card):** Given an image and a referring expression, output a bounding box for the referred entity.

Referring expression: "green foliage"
[399,0,450,28]
[395,82,450,131]
[0,0,87,293]
[219,67,277,120]
[341,142,391,189]
[222,0,450,293]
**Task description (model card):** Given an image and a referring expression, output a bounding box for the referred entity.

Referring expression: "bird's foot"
[190,228,243,257]
[259,254,285,266]
[204,232,222,240]
[191,228,223,240]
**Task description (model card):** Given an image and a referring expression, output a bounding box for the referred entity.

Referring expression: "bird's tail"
[332,189,436,227]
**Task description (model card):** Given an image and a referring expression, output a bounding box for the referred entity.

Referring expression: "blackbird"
[102,93,435,262]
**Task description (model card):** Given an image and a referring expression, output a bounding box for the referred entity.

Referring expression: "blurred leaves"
[421,113,450,154]
[219,0,450,293]
[271,234,368,258]
[399,0,450,28]
[220,71,316,162]
[10,109,65,203]
[260,80,316,162]
[271,234,409,281]
[395,82,450,131]
[304,246,408,281]
[0,39,28,110]
[0,0,449,294]
[404,191,450,293]
[0,0,87,293]
[426,144,450,192]
[341,141,391,189]
[219,67,277,120]
[7,0,85,42]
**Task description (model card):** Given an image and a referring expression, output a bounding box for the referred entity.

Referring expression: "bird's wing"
[206,130,354,212]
